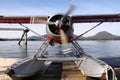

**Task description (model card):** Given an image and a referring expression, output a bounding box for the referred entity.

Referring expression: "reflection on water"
[0,40,120,58]
[0,41,42,58]
[78,40,120,58]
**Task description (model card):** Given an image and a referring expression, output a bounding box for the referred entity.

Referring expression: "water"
[78,40,120,58]
[0,41,42,58]
[0,40,120,58]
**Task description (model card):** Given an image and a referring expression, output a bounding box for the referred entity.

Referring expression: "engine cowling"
[46,14,74,44]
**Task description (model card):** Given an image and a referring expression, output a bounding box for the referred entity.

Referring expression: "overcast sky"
[0,0,120,38]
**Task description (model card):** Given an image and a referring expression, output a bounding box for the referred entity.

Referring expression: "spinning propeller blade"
[60,29,71,54]
[60,29,68,46]
[60,1,77,54]
[62,1,77,21]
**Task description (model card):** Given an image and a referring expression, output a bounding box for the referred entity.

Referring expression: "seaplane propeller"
[46,2,76,54]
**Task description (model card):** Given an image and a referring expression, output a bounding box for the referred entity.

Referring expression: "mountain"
[28,31,120,40]
[0,38,4,41]
[28,35,45,40]
[72,34,84,39]
[28,34,84,40]
[84,31,120,40]
[28,36,40,40]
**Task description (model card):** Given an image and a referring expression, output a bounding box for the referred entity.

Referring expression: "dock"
[22,62,86,80]
[0,58,120,80]
[22,62,120,80]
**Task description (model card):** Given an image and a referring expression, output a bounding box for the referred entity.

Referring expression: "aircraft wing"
[0,16,48,24]
[71,14,120,23]
[0,14,120,24]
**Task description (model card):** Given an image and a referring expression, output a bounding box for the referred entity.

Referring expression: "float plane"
[0,2,120,80]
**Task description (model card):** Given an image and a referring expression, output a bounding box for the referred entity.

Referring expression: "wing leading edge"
[0,14,120,24]
[0,16,48,24]
[71,14,120,23]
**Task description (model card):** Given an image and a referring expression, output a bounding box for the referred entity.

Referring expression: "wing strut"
[18,23,45,40]
[73,21,104,40]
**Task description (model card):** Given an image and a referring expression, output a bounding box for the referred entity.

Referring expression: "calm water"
[0,40,120,58]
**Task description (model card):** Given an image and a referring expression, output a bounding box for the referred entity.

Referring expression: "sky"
[0,0,120,38]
